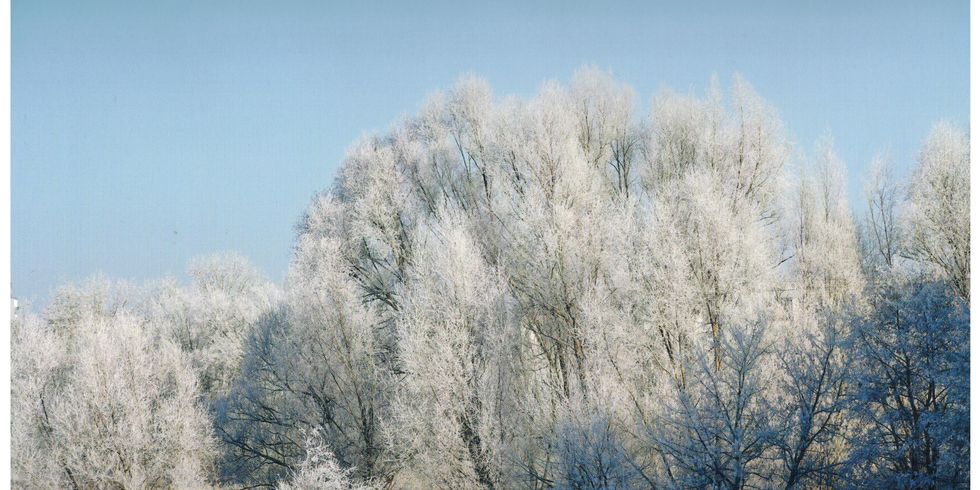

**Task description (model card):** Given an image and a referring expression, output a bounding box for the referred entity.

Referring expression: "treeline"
[12,66,969,490]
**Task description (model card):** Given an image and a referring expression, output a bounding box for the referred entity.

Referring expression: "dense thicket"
[12,67,968,490]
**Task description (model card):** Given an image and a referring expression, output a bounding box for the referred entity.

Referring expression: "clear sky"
[11,0,969,308]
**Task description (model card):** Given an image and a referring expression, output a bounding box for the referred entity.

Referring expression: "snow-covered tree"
[13,67,967,490]
[386,209,514,490]
[11,308,73,488]
[568,65,641,196]
[774,309,853,490]
[644,74,789,223]
[653,320,779,490]
[149,253,279,403]
[217,194,389,487]
[276,430,378,490]
[792,132,864,310]
[552,411,639,490]
[12,276,215,489]
[642,75,788,371]
[847,273,969,489]
[906,121,970,300]
[282,193,389,480]
[861,148,905,273]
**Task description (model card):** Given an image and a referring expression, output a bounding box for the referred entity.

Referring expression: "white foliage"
[906,121,970,299]
[653,321,780,490]
[11,310,70,488]
[149,252,279,402]
[13,67,967,490]
[12,277,215,489]
[387,209,510,489]
[847,272,969,488]
[861,148,905,272]
[217,192,388,487]
[645,74,790,223]
[285,192,387,477]
[793,132,864,310]
[553,410,639,490]
[773,308,853,489]
[569,65,640,195]
[277,430,378,490]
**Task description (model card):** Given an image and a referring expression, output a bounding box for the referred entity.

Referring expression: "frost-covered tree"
[498,80,609,401]
[386,209,517,490]
[217,194,389,488]
[774,309,853,490]
[792,133,864,309]
[644,74,789,223]
[149,253,279,403]
[653,321,779,490]
[11,308,73,488]
[665,170,779,370]
[363,71,797,488]
[215,308,301,487]
[642,74,788,371]
[552,412,639,490]
[906,121,970,300]
[846,273,969,489]
[308,69,644,487]
[568,65,641,196]
[335,132,420,316]
[276,430,378,490]
[11,276,215,489]
[861,148,905,273]
[14,67,968,490]
[288,193,389,477]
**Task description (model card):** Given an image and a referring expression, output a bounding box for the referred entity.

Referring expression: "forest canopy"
[12,66,969,490]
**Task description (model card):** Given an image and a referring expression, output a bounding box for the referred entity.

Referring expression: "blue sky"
[11,0,969,307]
